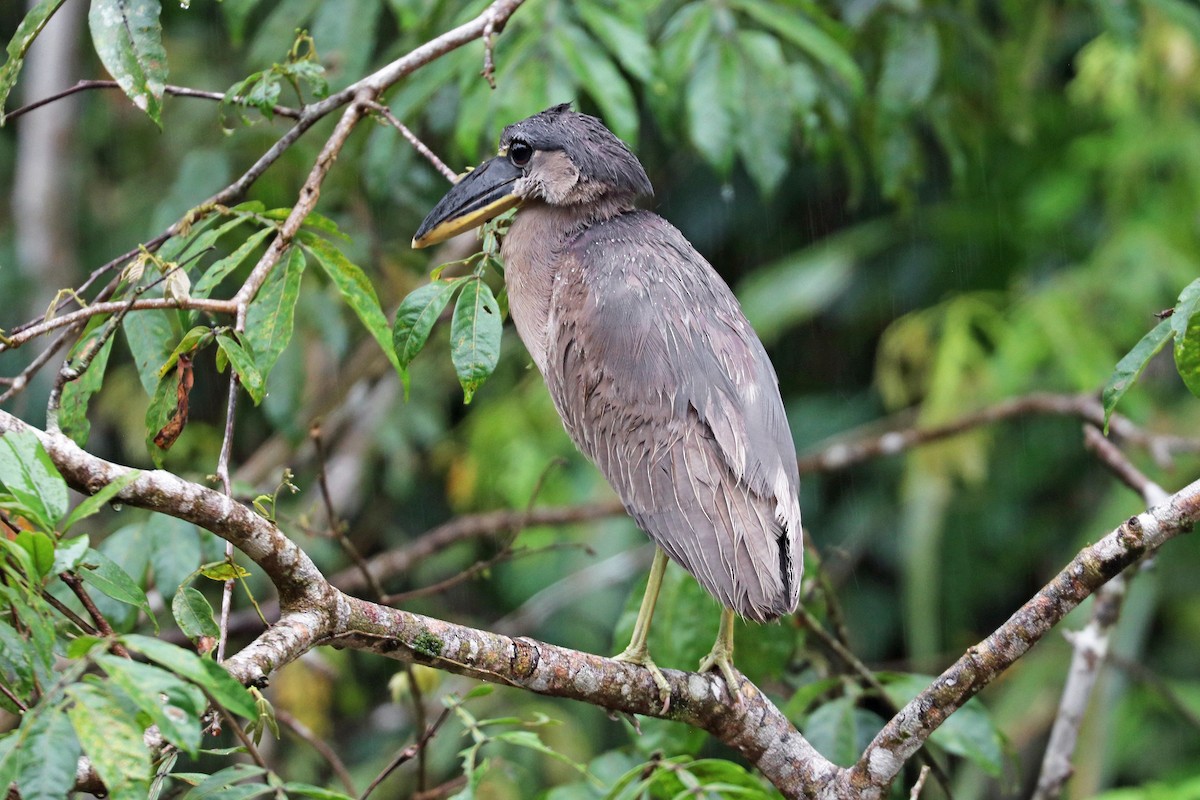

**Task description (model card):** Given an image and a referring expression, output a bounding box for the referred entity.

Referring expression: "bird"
[412,104,801,705]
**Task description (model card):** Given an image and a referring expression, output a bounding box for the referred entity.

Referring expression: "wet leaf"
[1101,317,1173,431]
[77,547,153,620]
[246,246,305,379]
[172,586,220,641]
[59,330,116,446]
[450,278,503,404]
[14,704,80,800]
[67,683,152,799]
[88,0,168,126]
[61,471,140,532]
[393,280,461,369]
[306,237,404,377]
[215,333,266,404]
[121,634,258,719]
[0,430,68,529]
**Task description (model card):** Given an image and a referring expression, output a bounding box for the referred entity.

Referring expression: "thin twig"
[365,101,458,183]
[909,765,932,800]
[61,573,130,658]
[2,297,236,352]
[382,541,591,604]
[216,371,241,664]
[311,421,385,601]
[4,79,303,124]
[43,591,99,635]
[797,392,1200,475]
[0,679,28,712]
[276,708,357,795]
[0,328,75,404]
[211,697,270,771]
[360,705,455,800]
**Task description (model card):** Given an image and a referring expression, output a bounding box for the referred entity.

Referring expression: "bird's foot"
[613,644,672,714]
[698,639,743,703]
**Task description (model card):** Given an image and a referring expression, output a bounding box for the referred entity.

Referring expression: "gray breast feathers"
[544,211,802,622]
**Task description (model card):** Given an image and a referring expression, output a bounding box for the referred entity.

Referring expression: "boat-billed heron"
[413,104,801,704]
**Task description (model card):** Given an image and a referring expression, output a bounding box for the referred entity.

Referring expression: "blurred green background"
[2,0,1200,797]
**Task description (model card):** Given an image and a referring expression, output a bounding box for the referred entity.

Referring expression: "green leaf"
[1101,317,1173,430]
[144,366,179,466]
[14,531,54,579]
[393,280,460,369]
[157,326,214,379]
[52,534,90,575]
[0,0,68,122]
[0,430,68,530]
[450,278,503,404]
[59,325,116,446]
[215,333,266,404]
[199,560,252,581]
[121,634,258,719]
[173,586,220,640]
[61,470,140,532]
[686,43,733,174]
[246,246,305,379]
[1174,309,1200,398]
[736,30,793,195]
[149,518,202,597]
[557,24,639,143]
[77,547,153,619]
[878,17,941,114]
[14,705,80,800]
[305,237,404,376]
[67,683,152,800]
[729,0,863,96]
[193,227,274,301]
[87,0,168,126]
[173,763,268,797]
[96,654,206,757]
[124,306,180,395]
[658,3,714,90]
[802,695,883,767]
[574,1,654,82]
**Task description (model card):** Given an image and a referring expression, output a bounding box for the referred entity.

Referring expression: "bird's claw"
[698,642,743,703]
[614,646,672,714]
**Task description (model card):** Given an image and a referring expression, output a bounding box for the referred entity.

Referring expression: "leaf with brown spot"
[152,354,194,451]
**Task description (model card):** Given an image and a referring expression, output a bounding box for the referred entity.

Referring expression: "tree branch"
[4,79,303,123]
[3,405,1197,799]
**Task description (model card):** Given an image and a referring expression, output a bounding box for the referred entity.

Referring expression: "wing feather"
[544,211,802,621]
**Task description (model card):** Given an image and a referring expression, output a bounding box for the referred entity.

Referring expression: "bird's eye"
[509,141,533,168]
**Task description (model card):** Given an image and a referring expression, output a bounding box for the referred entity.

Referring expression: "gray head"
[413,104,653,247]
[500,104,653,206]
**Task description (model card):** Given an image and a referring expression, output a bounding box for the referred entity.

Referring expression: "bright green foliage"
[393,278,463,369]
[246,246,305,378]
[305,236,404,377]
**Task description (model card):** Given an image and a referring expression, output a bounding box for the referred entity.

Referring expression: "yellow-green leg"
[698,607,742,699]
[613,547,672,711]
